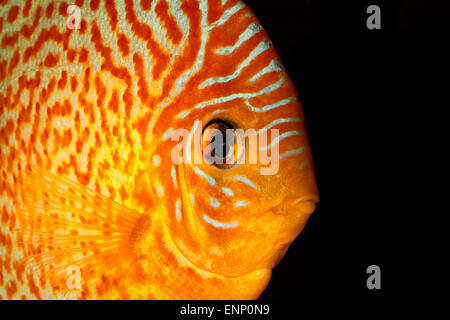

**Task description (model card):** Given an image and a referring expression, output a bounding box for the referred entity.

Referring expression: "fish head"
[145,1,318,279]
[168,96,319,278]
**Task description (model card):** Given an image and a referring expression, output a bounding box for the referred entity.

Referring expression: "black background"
[241,0,447,300]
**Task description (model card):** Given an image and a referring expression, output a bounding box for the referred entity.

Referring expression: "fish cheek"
[167,164,241,274]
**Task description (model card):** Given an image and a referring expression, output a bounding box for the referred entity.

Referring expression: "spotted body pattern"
[0,0,318,299]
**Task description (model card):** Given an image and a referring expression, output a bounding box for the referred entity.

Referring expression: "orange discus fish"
[0,0,318,299]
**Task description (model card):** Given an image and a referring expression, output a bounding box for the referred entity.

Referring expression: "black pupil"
[203,119,235,163]
[210,135,230,159]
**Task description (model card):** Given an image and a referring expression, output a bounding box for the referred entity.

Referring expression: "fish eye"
[202,119,239,169]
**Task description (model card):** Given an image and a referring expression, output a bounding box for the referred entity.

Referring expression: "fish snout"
[273,194,319,216]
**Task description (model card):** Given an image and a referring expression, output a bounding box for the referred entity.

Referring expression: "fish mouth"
[247,195,319,271]
[272,194,319,216]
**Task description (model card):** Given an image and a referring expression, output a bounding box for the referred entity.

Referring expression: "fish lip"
[272,194,319,216]
[293,194,320,205]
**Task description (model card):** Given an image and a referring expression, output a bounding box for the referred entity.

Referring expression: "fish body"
[0,0,318,299]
